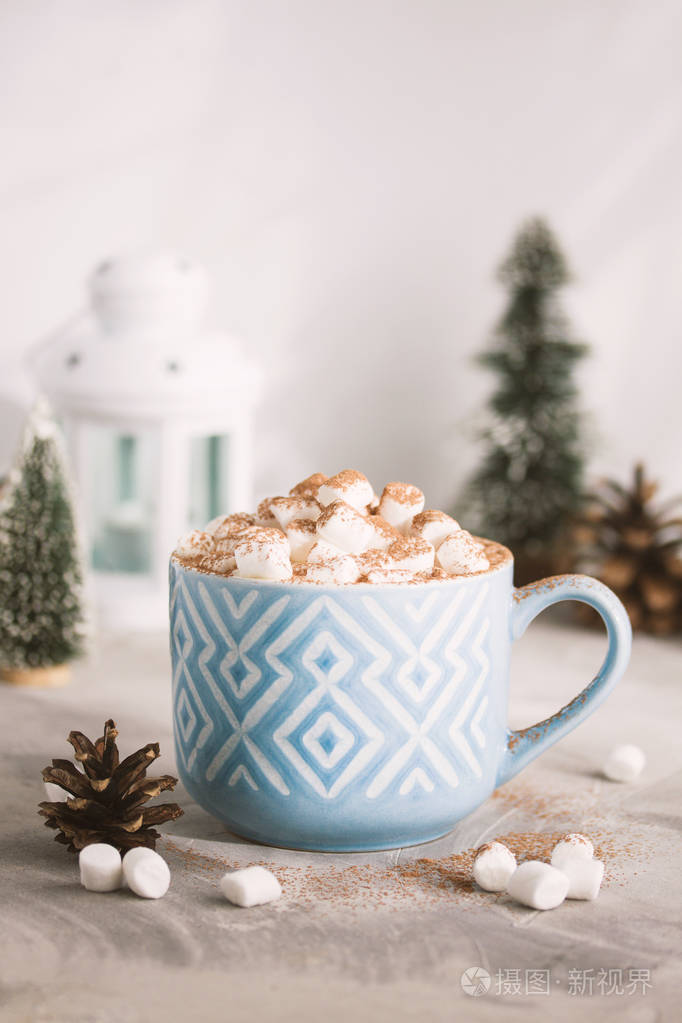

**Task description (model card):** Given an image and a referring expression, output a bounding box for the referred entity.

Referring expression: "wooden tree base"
[0,664,70,687]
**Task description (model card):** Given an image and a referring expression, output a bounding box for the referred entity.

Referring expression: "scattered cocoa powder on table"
[163,816,651,913]
[164,839,482,910]
[162,771,657,910]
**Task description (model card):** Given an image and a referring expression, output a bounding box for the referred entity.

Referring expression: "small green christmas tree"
[461,218,589,582]
[0,401,86,674]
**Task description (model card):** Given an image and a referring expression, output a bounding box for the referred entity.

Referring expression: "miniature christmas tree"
[0,400,86,683]
[461,217,589,583]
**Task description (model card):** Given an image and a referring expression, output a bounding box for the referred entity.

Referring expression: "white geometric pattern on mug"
[362,587,469,704]
[172,602,213,772]
[204,593,387,796]
[362,583,490,798]
[171,581,222,769]
[302,711,355,770]
[172,577,490,801]
[447,617,490,779]
[227,764,258,790]
[198,579,290,700]
[404,590,442,624]
[272,603,389,799]
[362,584,489,797]
[176,687,197,745]
[172,574,291,794]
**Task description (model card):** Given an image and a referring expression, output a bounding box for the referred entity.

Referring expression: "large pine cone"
[38,719,183,853]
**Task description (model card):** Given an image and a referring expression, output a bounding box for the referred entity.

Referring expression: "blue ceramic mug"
[170,554,631,851]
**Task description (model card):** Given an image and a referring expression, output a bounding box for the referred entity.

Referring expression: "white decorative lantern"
[28,251,261,629]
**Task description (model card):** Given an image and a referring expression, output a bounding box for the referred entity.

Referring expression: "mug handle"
[495,574,632,788]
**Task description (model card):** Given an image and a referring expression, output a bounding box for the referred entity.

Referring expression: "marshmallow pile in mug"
[173,470,491,585]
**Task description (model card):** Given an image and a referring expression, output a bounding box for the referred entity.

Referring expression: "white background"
[1,0,681,510]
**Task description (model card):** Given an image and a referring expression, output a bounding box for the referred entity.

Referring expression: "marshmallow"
[195,529,259,576]
[199,552,236,575]
[409,510,460,547]
[316,501,375,554]
[473,842,517,892]
[365,568,419,585]
[122,847,171,899]
[562,858,604,901]
[269,496,321,530]
[289,472,328,499]
[506,861,569,910]
[173,467,505,589]
[551,833,594,869]
[205,512,256,539]
[317,470,375,513]
[436,530,489,575]
[307,539,345,563]
[368,515,402,551]
[213,526,261,556]
[355,549,393,574]
[286,518,318,562]
[378,482,425,532]
[174,530,215,557]
[414,571,441,583]
[431,566,450,581]
[256,497,279,526]
[603,744,646,782]
[387,537,435,573]
[234,528,292,581]
[79,843,123,893]
[304,555,360,585]
[220,865,282,908]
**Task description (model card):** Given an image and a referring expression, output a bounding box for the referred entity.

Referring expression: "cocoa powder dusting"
[172,537,512,585]
[257,498,277,523]
[289,473,328,498]
[288,518,317,536]
[211,513,256,539]
[411,509,453,529]
[370,516,402,541]
[163,839,483,911]
[173,467,516,585]
[163,773,655,911]
[324,469,370,492]
[380,482,423,507]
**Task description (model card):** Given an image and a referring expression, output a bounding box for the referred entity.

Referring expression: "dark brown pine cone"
[38,719,183,853]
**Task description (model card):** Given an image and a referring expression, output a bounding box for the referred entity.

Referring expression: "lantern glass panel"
[188,434,231,527]
[86,424,158,573]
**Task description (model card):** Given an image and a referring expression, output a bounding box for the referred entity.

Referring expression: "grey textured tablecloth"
[1,620,680,1021]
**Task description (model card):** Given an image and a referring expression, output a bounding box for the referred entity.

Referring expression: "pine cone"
[575,464,682,636]
[38,719,183,853]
